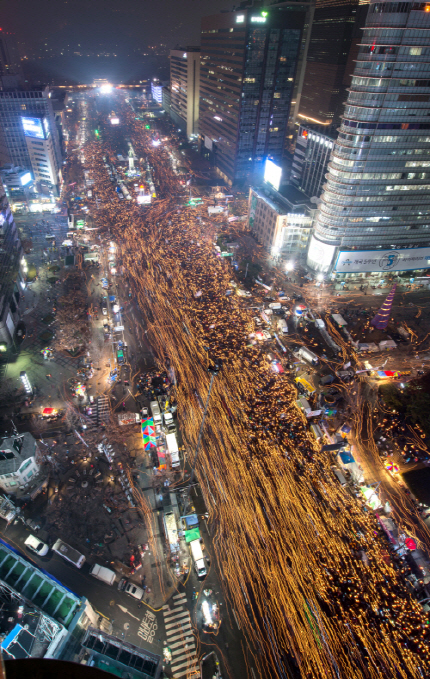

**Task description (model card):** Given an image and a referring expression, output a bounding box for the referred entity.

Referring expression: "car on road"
[24,534,49,557]
[118,578,144,600]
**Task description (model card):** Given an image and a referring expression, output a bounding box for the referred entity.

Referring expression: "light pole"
[182,361,221,512]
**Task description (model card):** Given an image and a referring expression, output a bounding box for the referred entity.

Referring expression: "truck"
[277,319,288,335]
[163,509,179,554]
[298,346,319,366]
[52,539,86,568]
[163,411,176,432]
[295,376,316,396]
[189,539,207,578]
[90,564,116,585]
[150,400,162,426]
[166,432,180,468]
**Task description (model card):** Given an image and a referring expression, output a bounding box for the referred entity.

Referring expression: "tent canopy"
[185,527,201,543]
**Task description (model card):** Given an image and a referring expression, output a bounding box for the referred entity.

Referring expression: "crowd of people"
[73,91,430,679]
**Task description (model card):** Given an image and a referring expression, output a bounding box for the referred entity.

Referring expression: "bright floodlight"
[100,84,113,94]
[285,261,294,272]
[317,273,324,281]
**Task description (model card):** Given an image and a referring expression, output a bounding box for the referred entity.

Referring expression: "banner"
[335,247,430,273]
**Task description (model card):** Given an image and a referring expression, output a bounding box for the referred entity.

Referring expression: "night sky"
[3,0,230,54]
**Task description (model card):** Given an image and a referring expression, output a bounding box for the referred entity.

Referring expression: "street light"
[182,360,222,511]
[20,371,32,395]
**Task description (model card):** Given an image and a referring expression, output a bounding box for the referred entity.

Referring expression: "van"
[298,346,319,366]
[150,401,162,426]
[90,564,116,585]
[334,469,347,487]
[277,319,288,334]
[190,539,207,578]
[52,539,85,568]
[24,534,49,557]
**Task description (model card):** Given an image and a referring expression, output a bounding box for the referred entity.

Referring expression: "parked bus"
[52,539,85,568]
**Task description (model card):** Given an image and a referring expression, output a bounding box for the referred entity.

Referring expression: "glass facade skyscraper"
[199,1,314,186]
[308,0,430,273]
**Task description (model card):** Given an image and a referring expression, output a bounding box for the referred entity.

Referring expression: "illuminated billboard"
[264,159,282,191]
[335,246,430,273]
[43,117,50,138]
[20,172,32,186]
[306,236,336,273]
[110,117,120,125]
[21,117,44,139]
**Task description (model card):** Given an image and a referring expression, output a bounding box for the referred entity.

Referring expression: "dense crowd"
[74,91,430,679]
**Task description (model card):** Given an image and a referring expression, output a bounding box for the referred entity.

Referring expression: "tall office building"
[0,178,24,349]
[0,87,63,194]
[308,0,430,276]
[0,31,24,90]
[298,0,369,129]
[169,47,200,137]
[199,0,315,186]
[290,123,335,198]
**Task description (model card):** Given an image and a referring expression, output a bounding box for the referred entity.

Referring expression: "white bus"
[52,539,86,568]
[166,432,180,469]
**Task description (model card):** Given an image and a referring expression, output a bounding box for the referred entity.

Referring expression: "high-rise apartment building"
[298,0,369,129]
[199,1,314,186]
[0,87,63,194]
[308,0,430,276]
[169,47,200,137]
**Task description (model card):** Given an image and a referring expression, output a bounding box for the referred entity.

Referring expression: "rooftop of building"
[0,595,59,660]
[297,122,337,140]
[252,182,314,214]
[82,627,161,679]
[0,85,50,97]
[0,432,37,475]
[171,45,201,52]
[0,539,82,629]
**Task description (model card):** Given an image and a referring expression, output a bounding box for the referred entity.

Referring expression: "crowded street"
[70,89,430,679]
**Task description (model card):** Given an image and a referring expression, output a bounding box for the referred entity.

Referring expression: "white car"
[24,534,49,557]
[118,578,144,600]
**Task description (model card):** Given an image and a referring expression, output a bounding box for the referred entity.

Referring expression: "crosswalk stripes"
[163,594,200,679]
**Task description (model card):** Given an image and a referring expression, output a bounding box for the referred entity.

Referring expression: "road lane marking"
[171,644,196,657]
[169,637,194,650]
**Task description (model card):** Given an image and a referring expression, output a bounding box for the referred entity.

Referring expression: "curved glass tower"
[308,0,430,273]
